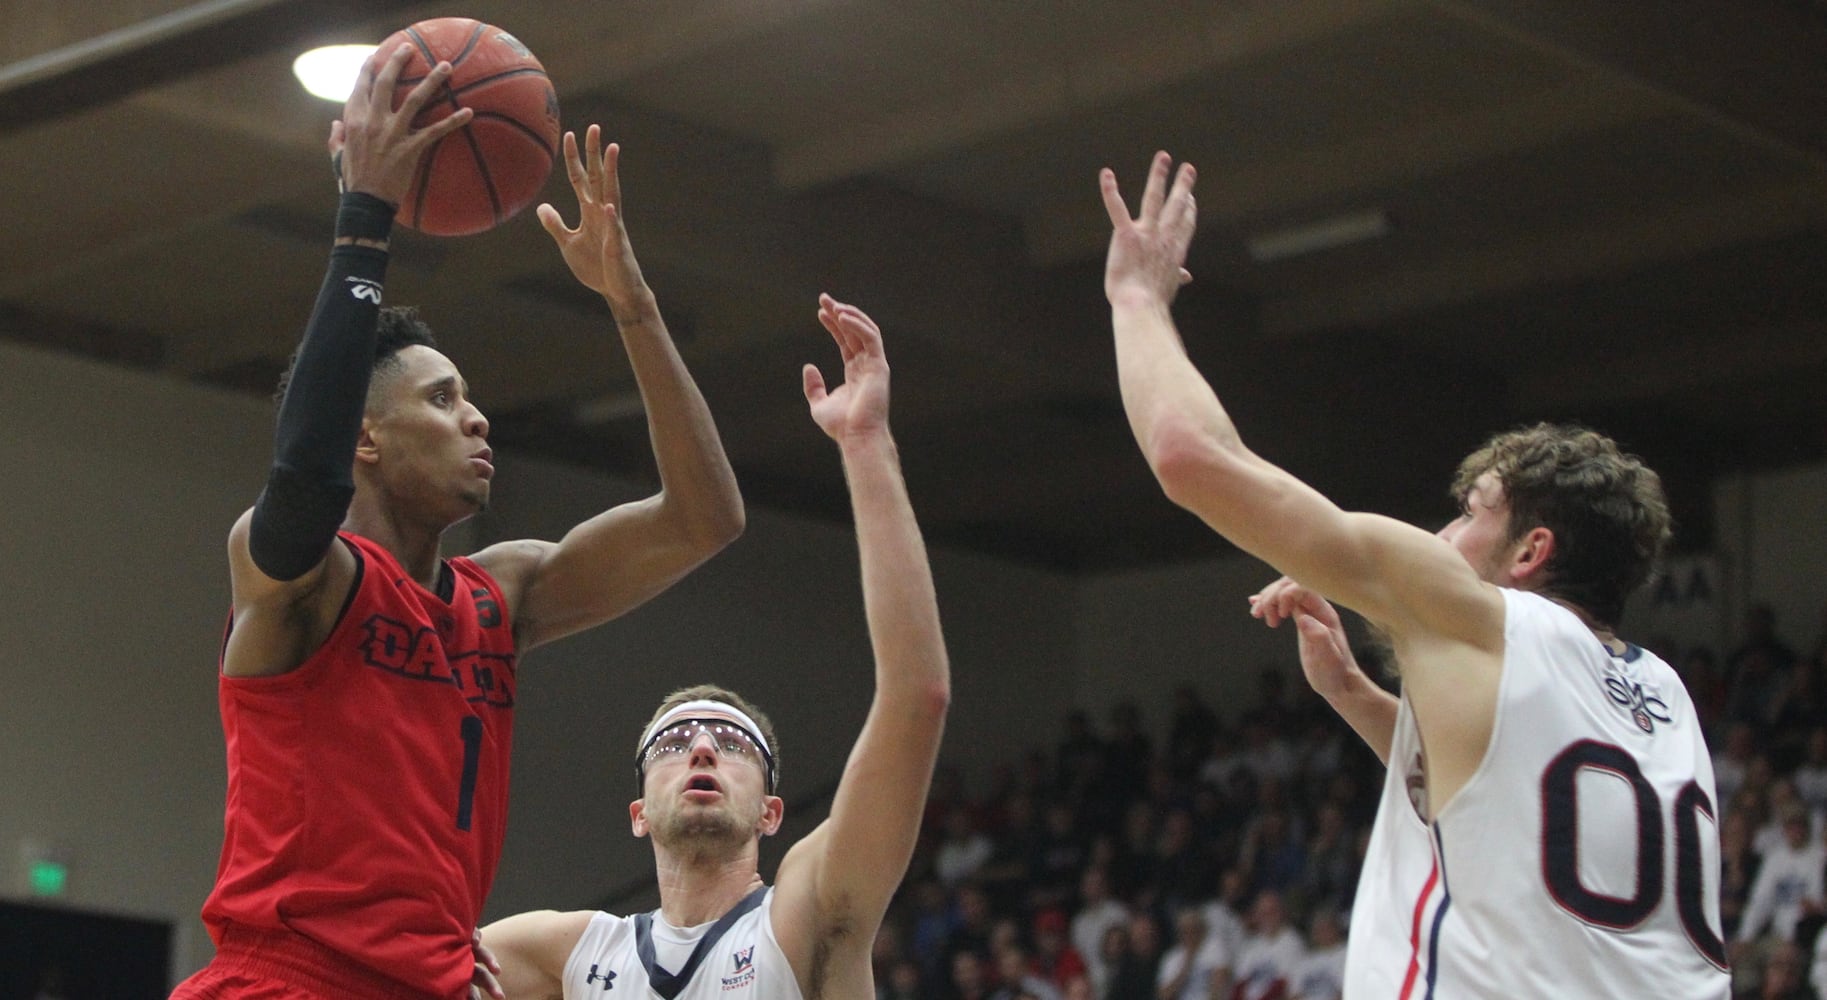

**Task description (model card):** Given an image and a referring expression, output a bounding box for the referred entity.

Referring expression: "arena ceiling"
[5,0,1826,570]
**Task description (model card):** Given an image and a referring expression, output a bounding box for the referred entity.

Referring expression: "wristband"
[335,191,396,243]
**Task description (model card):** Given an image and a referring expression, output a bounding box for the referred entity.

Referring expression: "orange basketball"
[378,18,560,236]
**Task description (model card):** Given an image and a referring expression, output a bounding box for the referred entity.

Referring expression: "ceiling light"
[292,44,375,102]
[1245,209,1391,263]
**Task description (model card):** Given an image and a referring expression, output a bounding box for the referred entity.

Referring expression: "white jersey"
[562,887,806,1000]
[1352,589,1730,998]
[1342,693,1439,997]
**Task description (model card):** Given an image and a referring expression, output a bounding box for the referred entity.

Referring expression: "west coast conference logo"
[721,946,756,990]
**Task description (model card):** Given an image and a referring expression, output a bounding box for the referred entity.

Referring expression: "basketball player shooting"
[1101,152,1729,997]
[478,295,951,1000]
[171,44,744,1000]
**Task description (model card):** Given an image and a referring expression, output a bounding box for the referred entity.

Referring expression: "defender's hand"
[536,125,652,318]
[1100,151,1197,307]
[803,294,891,444]
[1250,576,1364,703]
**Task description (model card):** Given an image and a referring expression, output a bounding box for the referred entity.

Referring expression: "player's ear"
[1510,525,1556,582]
[756,795,784,838]
[355,418,381,465]
[630,799,649,838]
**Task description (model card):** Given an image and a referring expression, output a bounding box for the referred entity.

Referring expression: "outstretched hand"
[803,294,890,444]
[1100,151,1197,306]
[329,43,473,206]
[536,125,651,317]
[1250,575,1365,702]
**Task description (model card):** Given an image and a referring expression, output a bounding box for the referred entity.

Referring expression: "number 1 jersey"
[202,531,517,998]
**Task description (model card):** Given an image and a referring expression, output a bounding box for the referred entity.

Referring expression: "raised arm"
[477,909,594,1000]
[224,46,470,677]
[474,126,743,651]
[776,296,951,941]
[1100,152,1502,652]
[1250,576,1397,764]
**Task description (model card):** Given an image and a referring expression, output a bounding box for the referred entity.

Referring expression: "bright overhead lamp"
[292,44,376,102]
[1245,209,1391,263]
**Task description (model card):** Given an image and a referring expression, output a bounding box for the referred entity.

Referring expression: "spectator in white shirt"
[1232,892,1304,1000]
[935,806,995,888]
[1736,805,1826,953]
[1072,866,1130,993]
[1156,906,1230,1000]
[1287,908,1345,1000]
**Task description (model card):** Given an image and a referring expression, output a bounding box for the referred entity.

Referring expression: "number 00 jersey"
[201,532,517,998]
[1357,588,1730,999]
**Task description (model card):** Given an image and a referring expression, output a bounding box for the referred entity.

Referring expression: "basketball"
[377,18,561,236]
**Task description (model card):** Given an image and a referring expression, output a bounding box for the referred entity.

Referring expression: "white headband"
[639,699,773,759]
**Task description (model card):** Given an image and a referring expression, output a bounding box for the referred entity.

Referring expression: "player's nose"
[464,402,489,438]
[687,730,719,766]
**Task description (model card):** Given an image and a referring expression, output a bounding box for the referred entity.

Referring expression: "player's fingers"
[395,61,454,127]
[560,131,588,194]
[1099,169,1133,230]
[816,303,850,355]
[1163,165,1197,232]
[416,105,473,146]
[535,203,573,241]
[342,49,385,123]
[1178,267,1194,286]
[802,363,827,406]
[584,125,604,188]
[831,300,881,338]
[837,311,882,357]
[603,141,625,210]
[369,44,417,114]
[1138,151,1172,222]
[327,120,346,155]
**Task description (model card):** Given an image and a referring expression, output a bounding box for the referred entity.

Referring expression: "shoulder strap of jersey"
[633,886,769,999]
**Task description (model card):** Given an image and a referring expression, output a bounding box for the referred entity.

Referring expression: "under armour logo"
[586,964,617,990]
[346,277,383,304]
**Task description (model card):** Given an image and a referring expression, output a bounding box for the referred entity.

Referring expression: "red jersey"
[202,532,517,999]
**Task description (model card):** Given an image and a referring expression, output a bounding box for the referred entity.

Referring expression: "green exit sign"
[29,859,67,897]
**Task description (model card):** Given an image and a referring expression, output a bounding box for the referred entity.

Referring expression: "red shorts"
[169,925,452,1000]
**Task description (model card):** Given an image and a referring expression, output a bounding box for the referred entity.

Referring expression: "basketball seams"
[457,126,504,226]
[468,114,561,160]
[450,22,487,67]
[383,17,558,234]
[410,140,439,231]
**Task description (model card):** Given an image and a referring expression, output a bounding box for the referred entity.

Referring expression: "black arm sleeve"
[247,193,394,581]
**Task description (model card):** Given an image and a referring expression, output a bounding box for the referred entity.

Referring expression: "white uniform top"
[562,887,806,1000]
[1352,589,1731,999]
[1342,694,1438,997]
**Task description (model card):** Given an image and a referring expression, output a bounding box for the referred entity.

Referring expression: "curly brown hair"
[1450,423,1671,629]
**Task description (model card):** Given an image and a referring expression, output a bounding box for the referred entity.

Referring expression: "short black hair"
[273,306,439,406]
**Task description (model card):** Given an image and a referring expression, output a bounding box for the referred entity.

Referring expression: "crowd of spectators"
[864,601,1827,1000]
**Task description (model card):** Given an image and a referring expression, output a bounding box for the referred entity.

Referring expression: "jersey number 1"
[456,716,483,831]
[1540,739,1727,969]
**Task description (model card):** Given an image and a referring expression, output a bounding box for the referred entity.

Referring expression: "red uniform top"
[203,532,517,998]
